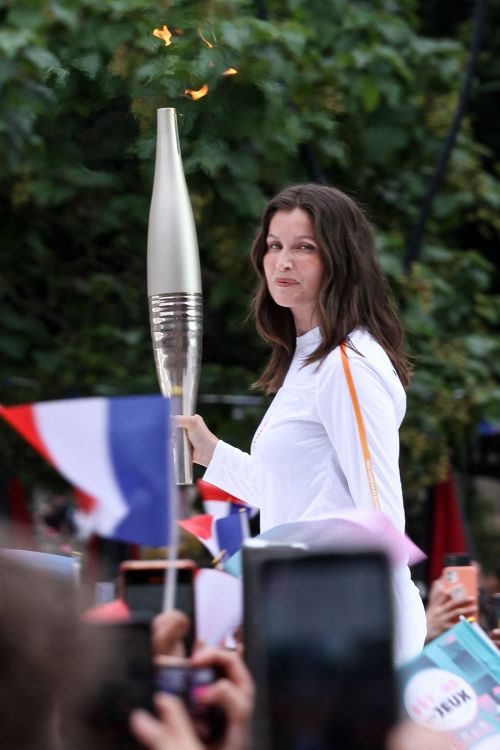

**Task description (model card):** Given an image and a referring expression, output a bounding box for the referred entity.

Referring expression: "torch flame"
[222,67,238,76]
[185,83,209,100]
[153,24,173,47]
[198,29,215,48]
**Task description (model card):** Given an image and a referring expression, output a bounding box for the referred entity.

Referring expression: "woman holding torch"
[177,183,426,663]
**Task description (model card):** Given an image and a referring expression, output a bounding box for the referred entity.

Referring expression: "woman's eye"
[298,244,316,252]
[267,242,281,251]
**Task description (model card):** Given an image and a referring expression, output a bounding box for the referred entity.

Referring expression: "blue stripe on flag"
[108,395,170,546]
[215,509,249,558]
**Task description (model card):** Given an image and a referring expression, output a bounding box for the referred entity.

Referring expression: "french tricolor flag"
[197,479,258,520]
[0,395,171,547]
[179,507,251,561]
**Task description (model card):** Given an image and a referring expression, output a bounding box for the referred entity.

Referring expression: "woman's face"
[263,207,324,335]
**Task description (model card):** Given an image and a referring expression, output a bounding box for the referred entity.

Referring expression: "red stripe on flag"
[8,476,33,528]
[0,404,54,464]
[179,514,214,540]
[73,488,97,513]
[196,479,246,505]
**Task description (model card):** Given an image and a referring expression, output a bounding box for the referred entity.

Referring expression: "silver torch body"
[147,107,202,485]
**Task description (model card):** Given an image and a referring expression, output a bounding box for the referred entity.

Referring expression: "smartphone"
[155,655,227,745]
[244,545,397,750]
[72,615,156,750]
[118,560,196,651]
[442,553,478,616]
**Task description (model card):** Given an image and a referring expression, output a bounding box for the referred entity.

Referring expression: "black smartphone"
[155,656,227,746]
[70,615,156,750]
[118,560,196,652]
[244,545,397,750]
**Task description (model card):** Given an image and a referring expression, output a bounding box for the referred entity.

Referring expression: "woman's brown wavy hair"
[251,183,412,393]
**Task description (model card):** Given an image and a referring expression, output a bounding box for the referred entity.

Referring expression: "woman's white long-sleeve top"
[204,327,406,533]
[204,327,427,664]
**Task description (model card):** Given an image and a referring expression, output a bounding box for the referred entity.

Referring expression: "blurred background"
[0,0,499,580]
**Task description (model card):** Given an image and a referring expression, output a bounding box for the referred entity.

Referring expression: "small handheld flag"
[179,507,252,562]
[1,395,171,547]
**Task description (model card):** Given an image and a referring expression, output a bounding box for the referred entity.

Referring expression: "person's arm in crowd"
[425,579,476,643]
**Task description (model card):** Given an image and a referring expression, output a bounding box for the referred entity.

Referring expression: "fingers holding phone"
[153,611,191,658]
[190,647,254,750]
[440,554,479,620]
[131,693,203,750]
[425,580,476,643]
[152,648,253,750]
[154,655,227,747]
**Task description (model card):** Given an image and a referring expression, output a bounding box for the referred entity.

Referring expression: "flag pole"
[163,402,179,612]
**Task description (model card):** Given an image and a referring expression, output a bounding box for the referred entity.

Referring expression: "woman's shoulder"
[316,330,406,420]
[319,329,403,392]
[348,329,396,371]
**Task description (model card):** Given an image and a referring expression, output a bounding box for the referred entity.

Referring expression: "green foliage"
[1,0,499,512]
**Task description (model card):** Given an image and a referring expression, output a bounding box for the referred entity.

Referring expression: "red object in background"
[0,472,35,547]
[196,479,247,504]
[428,472,468,584]
[7,476,33,528]
[83,598,131,622]
[179,514,214,540]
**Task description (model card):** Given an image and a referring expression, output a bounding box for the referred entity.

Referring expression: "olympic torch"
[147,107,202,485]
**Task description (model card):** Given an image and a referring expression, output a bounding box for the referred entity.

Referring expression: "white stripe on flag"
[203,500,231,519]
[35,399,127,534]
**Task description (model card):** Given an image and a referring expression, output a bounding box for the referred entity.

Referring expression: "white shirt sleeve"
[202,439,261,508]
[316,348,406,532]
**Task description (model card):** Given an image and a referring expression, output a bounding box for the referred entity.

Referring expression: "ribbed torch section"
[149,292,202,483]
[147,108,203,485]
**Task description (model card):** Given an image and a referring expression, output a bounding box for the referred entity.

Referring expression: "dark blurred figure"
[0,551,78,750]
[41,494,76,537]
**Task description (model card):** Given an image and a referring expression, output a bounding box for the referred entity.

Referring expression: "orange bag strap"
[340,342,381,511]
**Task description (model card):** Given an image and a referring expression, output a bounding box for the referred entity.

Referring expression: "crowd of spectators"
[0,547,498,750]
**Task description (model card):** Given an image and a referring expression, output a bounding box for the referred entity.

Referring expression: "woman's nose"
[276,248,293,270]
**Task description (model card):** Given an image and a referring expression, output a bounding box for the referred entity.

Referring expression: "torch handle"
[173,419,193,486]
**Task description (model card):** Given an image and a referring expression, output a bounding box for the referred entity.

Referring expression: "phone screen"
[260,551,396,750]
[122,567,194,620]
[121,565,195,653]
[73,617,155,750]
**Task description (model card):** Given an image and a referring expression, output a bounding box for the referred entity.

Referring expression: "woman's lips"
[275,278,299,286]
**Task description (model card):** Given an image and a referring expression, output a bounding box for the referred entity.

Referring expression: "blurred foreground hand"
[152,610,191,657]
[425,579,476,642]
[131,646,254,750]
[387,720,452,750]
